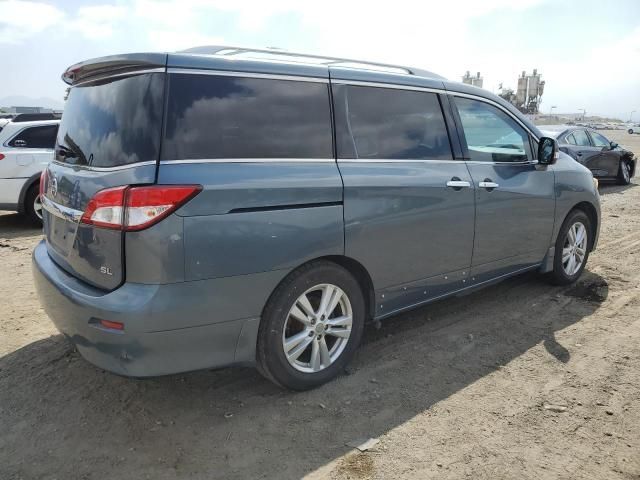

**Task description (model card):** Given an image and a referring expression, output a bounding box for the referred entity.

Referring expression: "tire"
[617,160,631,185]
[256,261,365,390]
[629,129,634,134]
[548,210,591,285]
[24,183,43,226]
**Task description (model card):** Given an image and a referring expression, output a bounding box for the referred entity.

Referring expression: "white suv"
[0,116,59,223]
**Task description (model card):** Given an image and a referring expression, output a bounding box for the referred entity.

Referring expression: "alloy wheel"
[282,283,353,373]
[622,162,630,183]
[562,221,588,276]
[34,194,43,220]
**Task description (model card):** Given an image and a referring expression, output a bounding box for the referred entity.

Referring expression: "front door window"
[455,97,531,163]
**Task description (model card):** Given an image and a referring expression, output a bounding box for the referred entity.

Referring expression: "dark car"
[538,125,636,184]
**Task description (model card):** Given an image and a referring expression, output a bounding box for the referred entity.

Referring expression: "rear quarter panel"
[157,161,345,281]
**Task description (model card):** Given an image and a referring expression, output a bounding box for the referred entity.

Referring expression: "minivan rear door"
[331,75,476,316]
[42,68,165,290]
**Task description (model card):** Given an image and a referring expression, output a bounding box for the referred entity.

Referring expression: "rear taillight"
[39,169,48,197]
[0,153,5,161]
[80,185,201,231]
[82,186,127,229]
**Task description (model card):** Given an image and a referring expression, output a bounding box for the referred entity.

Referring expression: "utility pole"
[580,108,586,121]
[630,111,636,122]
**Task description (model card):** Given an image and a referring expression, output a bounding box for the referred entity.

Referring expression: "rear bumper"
[32,240,264,377]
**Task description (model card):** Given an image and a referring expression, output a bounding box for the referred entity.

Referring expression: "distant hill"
[0,95,64,111]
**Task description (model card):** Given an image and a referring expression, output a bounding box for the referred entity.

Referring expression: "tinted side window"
[333,85,452,160]
[163,75,332,160]
[590,131,610,147]
[455,97,531,162]
[572,129,591,146]
[10,125,59,149]
[565,133,577,145]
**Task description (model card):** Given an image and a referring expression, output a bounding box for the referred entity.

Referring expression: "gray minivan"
[33,47,601,390]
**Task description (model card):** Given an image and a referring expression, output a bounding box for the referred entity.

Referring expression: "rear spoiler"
[62,53,167,85]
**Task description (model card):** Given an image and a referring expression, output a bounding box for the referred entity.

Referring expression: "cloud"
[69,5,128,40]
[2,0,637,119]
[0,0,64,44]
[146,30,224,52]
[539,26,640,117]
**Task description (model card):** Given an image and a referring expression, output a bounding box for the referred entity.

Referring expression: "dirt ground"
[1,130,639,480]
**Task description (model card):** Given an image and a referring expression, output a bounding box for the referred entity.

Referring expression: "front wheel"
[548,210,591,285]
[617,160,631,185]
[256,261,365,390]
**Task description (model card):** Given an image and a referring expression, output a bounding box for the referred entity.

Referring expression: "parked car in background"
[34,47,601,390]
[0,114,60,223]
[538,125,636,185]
[628,124,640,134]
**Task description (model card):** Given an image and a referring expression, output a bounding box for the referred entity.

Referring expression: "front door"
[332,83,476,316]
[570,129,603,174]
[588,130,620,177]
[452,96,555,282]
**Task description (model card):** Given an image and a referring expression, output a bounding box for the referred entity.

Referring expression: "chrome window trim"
[330,78,442,94]
[72,68,166,87]
[160,158,335,165]
[338,158,460,164]
[466,160,539,166]
[330,79,539,144]
[158,158,539,166]
[167,68,329,83]
[41,196,83,223]
[329,80,540,158]
[338,158,538,166]
[50,159,157,171]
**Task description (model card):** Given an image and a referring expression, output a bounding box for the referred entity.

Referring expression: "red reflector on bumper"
[100,319,124,331]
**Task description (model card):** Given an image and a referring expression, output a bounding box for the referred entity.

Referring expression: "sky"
[0,0,639,120]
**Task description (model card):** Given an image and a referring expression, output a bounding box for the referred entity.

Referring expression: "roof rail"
[12,112,62,122]
[180,45,444,79]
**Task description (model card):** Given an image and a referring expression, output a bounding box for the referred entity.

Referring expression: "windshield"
[55,73,164,168]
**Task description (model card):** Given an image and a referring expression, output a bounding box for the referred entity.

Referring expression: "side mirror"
[610,142,618,149]
[538,136,558,165]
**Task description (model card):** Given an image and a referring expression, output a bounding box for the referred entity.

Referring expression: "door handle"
[478,180,499,190]
[577,152,583,157]
[446,179,471,189]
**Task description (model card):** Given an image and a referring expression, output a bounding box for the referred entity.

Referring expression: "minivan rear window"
[56,73,164,168]
[162,74,333,160]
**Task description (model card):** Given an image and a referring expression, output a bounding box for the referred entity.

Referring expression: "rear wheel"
[256,261,365,390]
[617,160,631,185]
[24,183,43,226]
[548,210,591,285]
